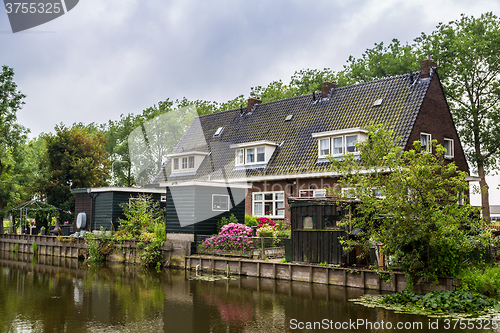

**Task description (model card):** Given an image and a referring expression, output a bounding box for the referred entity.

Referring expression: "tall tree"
[44,125,110,222]
[330,125,488,286]
[418,12,500,221]
[338,38,422,85]
[0,65,27,232]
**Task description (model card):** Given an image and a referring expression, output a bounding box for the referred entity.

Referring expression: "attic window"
[285,114,293,121]
[373,99,383,107]
[213,127,224,137]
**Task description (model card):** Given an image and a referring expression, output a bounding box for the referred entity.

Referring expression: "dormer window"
[168,151,209,174]
[312,128,368,158]
[230,140,278,166]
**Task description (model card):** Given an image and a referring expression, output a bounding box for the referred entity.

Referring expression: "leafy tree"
[338,38,422,85]
[43,124,110,222]
[330,125,490,287]
[0,65,27,232]
[252,68,337,103]
[418,12,500,222]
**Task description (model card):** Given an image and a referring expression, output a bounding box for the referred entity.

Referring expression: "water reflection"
[0,251,498,333]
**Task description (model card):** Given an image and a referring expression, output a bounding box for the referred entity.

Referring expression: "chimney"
[247,95,262,113]
[420,55,437,79]
[322,81,338,98]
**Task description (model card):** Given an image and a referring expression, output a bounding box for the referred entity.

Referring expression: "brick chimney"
[322,81,338,98]
[247,96,262,113]
[420,56,437,79]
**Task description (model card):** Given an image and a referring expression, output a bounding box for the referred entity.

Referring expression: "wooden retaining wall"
[185,255,459,293]
[0,234,173,264]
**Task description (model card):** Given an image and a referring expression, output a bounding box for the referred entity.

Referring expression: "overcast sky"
[1,0,499,204]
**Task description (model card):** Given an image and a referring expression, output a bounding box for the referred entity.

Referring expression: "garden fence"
[194,234,289,259]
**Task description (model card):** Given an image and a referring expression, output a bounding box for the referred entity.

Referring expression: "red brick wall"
[406,75,469,174]
[245,177,340,224]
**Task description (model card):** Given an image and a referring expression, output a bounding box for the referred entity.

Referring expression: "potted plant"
[40,226,46,236]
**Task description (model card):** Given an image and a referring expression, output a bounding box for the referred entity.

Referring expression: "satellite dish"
[76,212,86,229]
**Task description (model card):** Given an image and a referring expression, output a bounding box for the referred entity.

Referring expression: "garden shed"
[288,197,354,265]
[72,187,165,231]
[165,182,247,237]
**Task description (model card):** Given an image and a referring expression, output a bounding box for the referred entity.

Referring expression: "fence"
[194,234,290,260]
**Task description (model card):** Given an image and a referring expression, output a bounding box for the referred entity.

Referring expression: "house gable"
[405,73,469,173]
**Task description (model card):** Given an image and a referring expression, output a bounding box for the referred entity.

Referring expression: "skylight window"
[373,99,383,107]
[213,127,224,137]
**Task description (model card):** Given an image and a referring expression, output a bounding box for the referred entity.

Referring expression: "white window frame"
[313,128,367,158]
[231,141,278,166]
[299,189,326,198]
[168,151,209,174]
[252,191,285,218]
[420,133,432,153]
[212,194,230,212]
[235,146,267,166]
[444,138,454,159]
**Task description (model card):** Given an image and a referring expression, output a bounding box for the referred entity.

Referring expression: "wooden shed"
[72,187,165,231]
[288,197,353,265]
[165,182,247,236]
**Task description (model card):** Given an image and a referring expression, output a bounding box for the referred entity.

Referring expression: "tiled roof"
[153,72,431,183]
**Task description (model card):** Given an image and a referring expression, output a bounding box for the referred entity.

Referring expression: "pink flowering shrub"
[257,217,275,228]
[202,223,255,251]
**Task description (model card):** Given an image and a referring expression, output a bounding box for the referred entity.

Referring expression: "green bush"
[141,241,164,269]
[458,264,500,297]
[244,215,258,227]
[217,214,238,231]
[275,229,291,238]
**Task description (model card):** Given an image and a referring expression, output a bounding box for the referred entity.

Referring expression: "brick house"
[152,58,468,234]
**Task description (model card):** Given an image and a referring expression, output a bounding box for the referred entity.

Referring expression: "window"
[246,148,255,163]
[256,147,265,162]
[319,138,330,156]
[313,128,367,159]
[444,138,454,159]
[333,136,343,154]
[252,191,285,218]
[346,135,358,153]
[318,135,359,157]
[231,141,278,166]
[299,189,326,198]
[420,133,431,152]
[213,127,224,137]
[302,216,313,229]
[236,149,244,165]
[212,194,230,211]
[168,151,208,173]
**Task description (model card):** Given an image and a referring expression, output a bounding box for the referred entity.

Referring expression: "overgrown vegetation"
[376,290,500,317]
[331,125,492,288]
[458,264,500,297]
[84,228,112,263]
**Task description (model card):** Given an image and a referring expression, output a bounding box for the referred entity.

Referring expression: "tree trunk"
[477,164,491,223]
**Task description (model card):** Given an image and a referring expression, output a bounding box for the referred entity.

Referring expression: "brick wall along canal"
[0,251,496,333]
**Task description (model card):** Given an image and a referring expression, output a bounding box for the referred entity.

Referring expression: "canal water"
[0,251,498,333]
